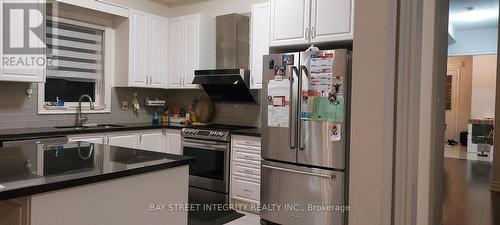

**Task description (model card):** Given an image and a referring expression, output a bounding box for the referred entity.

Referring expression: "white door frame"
[393,0,449,225]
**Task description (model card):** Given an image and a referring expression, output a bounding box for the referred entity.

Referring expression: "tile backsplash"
[0,82,261,129]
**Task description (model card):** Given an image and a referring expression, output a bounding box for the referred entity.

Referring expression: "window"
[38,16,112,114]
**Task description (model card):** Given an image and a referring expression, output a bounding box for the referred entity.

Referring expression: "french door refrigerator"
[261,49,350,225]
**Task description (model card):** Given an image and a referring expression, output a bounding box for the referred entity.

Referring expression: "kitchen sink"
[55,124,126,130]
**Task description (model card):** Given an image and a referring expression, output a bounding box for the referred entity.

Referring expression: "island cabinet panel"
[30,165,189,225]
[0,197,30,225]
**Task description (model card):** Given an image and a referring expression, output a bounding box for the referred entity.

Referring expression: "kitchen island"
[0,142,194,225]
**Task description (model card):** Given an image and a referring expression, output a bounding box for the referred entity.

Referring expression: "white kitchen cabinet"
[0,0,45,83]
[107,132,138,149]
[115,10,168,88]
[149,15,169,88]
[310,0,353,43]
[68,134,105,144]
[269,0,354,47]
[168,14,215,89]
[230,135,262,206]
[129,10,149,87]
[164,129,182,155]
[250,2,270,89]
[138,130,164,153]
[270,0,311,46]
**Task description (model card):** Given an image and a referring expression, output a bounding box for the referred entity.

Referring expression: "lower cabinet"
[107,132,139,149]
[139,130,164,153]
[164,129,182,155]
[67,129,183,155]
[230,135,261,209]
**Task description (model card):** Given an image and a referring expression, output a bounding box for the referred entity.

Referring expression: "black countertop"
[0,142,194,201]
[0,123,189,143]
[0,123,261,143]
[231,128,261,137]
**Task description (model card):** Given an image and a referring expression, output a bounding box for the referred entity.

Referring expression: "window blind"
[46,17,103,82]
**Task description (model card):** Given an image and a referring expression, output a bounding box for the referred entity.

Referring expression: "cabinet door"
[164,129,182,155]
[168,17,184,88]
[129,10,149,87]
[0,198,30,225]
[68,135,105,145]
[107,132,138,149]
[250,2,270,89]
[269,0,311,47]
[139,130,164,153]
[310,0,353,43]
[0,0,45,83]
[149,16,168,88]
[183,15,199,89]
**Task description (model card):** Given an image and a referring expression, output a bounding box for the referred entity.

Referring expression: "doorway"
[442,0,500,224]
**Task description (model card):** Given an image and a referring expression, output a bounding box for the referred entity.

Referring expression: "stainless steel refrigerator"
[261,49,350,225]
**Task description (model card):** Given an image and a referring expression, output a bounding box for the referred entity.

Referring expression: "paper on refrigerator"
[268,79,290,101]
[268,105,289,128]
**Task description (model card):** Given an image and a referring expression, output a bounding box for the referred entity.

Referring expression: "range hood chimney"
[216,13,249,69]
[193,13,255,103]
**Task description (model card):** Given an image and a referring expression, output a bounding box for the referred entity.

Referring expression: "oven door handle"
[182,142,228,151]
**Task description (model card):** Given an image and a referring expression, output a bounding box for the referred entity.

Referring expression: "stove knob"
[209,131,215,136]
[218,132,224,137]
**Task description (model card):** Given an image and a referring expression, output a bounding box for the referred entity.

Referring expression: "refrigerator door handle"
[261,164,336,180]
[298,65,309,150]
[288,65,299,149]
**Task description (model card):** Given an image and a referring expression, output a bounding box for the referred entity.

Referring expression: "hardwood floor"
[443,158,500,225]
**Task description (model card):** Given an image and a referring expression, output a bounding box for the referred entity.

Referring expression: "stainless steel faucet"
[77,94,95,127]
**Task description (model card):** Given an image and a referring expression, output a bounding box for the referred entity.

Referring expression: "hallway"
[443,158,500,225]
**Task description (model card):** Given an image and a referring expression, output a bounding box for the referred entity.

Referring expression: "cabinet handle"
[243,169,253,174]
[243,189,252,193]
[311,27,316,38]
[139,134,142,143]
[305,27,309,40]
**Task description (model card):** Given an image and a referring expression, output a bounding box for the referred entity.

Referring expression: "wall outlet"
[122,101,129,110]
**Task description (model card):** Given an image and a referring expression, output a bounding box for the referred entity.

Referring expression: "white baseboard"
[491,181,500,193]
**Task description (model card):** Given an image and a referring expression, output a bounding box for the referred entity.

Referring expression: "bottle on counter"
[152,112,159,125]
[162,106,170,125]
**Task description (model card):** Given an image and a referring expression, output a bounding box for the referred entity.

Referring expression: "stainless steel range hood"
[193,14,255,103]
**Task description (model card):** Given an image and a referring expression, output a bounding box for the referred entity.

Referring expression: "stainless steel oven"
[182,137,230,193]
[181,127,233,204]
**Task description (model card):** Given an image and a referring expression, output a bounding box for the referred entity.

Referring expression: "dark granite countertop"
[0,123,261,143]
[0,123,191,143]
[0,142,194,201]
[230,128,261,137]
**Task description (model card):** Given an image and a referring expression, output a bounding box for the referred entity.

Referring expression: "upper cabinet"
[270,0,310,47]
[270,0,354,47]
[250,2,270,89]
[310,0,353,43]
[168,14,215,89]
[115,10,168,88]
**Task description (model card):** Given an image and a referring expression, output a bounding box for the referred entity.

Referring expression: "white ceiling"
[150,0,210,7]
[449,0,499,30]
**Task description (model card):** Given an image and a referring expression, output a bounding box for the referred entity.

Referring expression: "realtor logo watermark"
[2,1,53,69]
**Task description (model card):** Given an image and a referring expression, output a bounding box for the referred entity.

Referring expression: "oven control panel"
[182,128,230,142]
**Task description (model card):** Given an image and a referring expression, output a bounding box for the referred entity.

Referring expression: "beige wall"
[349,0,397,225]
[165,0,268,17]
[447,56,473,132]
[471,55,497,118]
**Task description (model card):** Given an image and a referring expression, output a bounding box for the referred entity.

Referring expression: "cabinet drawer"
[232,136,261,149]
[232,162,261,180]
[233,151,261,165]
[232,176,260,204]
[233,146,260,155]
